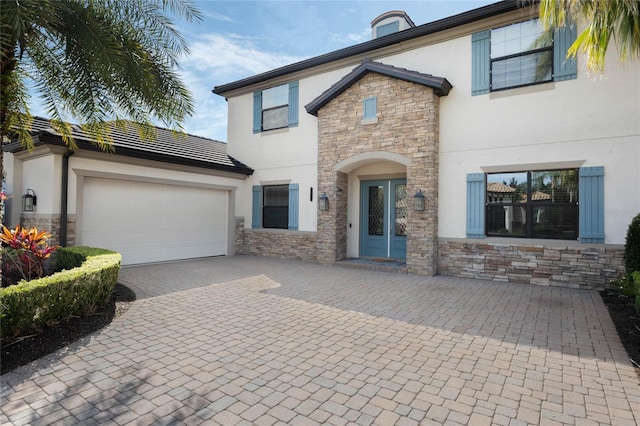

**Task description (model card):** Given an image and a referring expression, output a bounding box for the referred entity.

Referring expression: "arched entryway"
[333,152,410,261]
[309,63,446,275]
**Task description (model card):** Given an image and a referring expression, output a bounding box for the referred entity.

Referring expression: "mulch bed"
[600,289,640,371]
[1,284,136,375]
[1,284,638,376]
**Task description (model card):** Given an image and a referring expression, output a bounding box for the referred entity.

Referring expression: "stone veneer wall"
[20,214,76,247]
[438,239,625,290]
[236,216,317,262]
[315,72,440,275]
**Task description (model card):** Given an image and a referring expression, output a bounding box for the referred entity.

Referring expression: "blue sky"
[31,0,496,142]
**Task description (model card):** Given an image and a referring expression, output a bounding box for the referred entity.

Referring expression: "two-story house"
[213,0,639,289]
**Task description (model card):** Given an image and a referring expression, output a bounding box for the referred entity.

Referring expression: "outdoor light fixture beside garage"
[413,189,425,211]
[22,188,37,212]
[319,192,329,211]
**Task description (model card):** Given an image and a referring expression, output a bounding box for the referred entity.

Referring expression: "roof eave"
[304,60,452,116]
[6,132,254,176]
[212,0,524,95]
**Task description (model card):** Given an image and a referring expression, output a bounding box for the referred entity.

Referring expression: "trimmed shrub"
[0,247,121,341]
[634,271,640,313]
[624,212,640,274]
[54,246,117,272]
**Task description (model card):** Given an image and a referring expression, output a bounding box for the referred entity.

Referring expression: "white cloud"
[202,11,236,23]
[328,28,370,46]
[184,32,307,81]
[177,32,309,140]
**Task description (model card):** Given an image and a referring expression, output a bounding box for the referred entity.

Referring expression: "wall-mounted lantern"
[319,192,329,211]
[22,188,37,212]
[413,189,425,211]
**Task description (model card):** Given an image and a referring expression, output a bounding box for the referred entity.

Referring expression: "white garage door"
[81,177,227,265]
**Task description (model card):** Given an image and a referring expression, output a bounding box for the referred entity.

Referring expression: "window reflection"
[486,169,578,240]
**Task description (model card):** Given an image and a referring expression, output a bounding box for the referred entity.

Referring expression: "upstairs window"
[490,19,553,91]
[262,84,289,131]
[471,19,577,95]
[376,21,399,38]
[363,97,377,121]
[253,81,299,133]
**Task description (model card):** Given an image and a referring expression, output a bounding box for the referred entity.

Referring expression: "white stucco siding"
[226,69,353,232]
[223,17,639,246]
[19,155,57,215]
[237,165,318,232]
[436,40,640,244]
[64,154,245,260]
[65,155,245,217]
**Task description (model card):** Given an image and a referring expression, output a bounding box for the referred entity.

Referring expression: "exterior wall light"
[22,188,37,212]
[413,189,425,211]
[319,192,329,211]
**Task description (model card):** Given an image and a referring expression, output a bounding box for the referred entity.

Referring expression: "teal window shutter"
[288,81,299,127]
[466,173,486,238]
[288,183,299,230]
[471,30,491,95]
[554,24,578,81]
[579,166,604,243]
[363,97,377,119]
[252,185,262,228]
[253,90,262,133]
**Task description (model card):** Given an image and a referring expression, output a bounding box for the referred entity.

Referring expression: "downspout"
[60,150,74,247]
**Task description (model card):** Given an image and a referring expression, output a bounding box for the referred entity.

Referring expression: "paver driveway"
[1,256,639,425]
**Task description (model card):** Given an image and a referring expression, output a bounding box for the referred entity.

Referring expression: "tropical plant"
[537,0,640,72]
[0,0,202,181]
[1,225,58,285]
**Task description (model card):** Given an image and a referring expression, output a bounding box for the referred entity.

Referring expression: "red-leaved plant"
[1,225,58,285]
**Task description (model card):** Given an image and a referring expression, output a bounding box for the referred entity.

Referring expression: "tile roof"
[520,191,552,202]
[6,117,253,176]
[305,59,452,116]
[486,182,516,193]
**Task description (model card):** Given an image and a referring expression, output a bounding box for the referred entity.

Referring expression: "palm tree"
[0,0,202,180]
[538,0,640,72]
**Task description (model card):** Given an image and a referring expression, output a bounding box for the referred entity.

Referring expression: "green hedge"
[0,247,121,341]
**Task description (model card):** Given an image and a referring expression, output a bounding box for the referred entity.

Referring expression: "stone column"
[317,171,348,264]
[406,93,439,276]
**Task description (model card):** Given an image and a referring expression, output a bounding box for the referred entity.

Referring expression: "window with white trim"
[253,81,299,133]
[486,169,578,239]
[490,19,553,91]
[466,167,604,243]
[252,183,300,230]
[471,19,577,95]
[262,85,289,131]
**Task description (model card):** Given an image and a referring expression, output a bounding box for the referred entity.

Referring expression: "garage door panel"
[81,177,227,265]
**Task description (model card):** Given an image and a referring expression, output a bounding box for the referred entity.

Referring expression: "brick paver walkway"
[1,256,639,425]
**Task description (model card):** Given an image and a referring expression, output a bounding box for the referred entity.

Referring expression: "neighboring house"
[2,117,252,265]
[213,1,639,289]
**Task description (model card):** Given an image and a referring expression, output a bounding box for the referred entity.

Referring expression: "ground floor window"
[263,185,289,229]
[486,169,578,239]
[467,166,604,243]
[252,183,299,230]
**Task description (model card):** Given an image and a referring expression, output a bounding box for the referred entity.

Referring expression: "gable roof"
[305,59,452,116]
[5,117,253,176]
[213,0,523,95]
